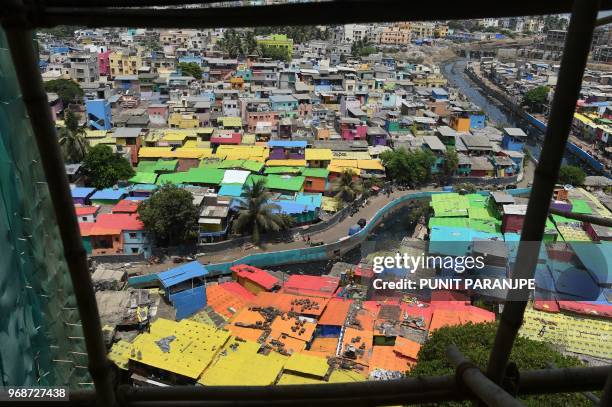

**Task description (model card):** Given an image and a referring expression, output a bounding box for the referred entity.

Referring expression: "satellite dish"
[564,184,573,190]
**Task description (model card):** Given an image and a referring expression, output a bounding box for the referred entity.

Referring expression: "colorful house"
[90,188,128,205]
[231,264,279,294]
[339,118,367,141]
[71,187,96,205]
[501,128,528,152]
[302,168,329,193]
[268,140,307,160]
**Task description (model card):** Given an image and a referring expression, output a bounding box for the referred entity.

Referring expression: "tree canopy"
[351,39,376,57]
[408,322,588,406]
[137,184,199,247]
[443,148,459,179]
[380,148,436,186]
[260,45,290,62]
[82,144,134,189]
[522,86,549,113]
[332,170,363,202]
[253,26,329,43]
[558,165,586,186]
[178,62,202,80]
[59,110,88,163]
[44,78,84,106]
[233,179,294,244]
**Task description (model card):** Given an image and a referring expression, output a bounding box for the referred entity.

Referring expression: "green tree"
[522,86,549,113]
[332,170,363,202]
[351,39,376,57]
[454,182,478,193]
[58,110,88,163]
[380,148,436,186]
[44,78,84,106]
[178,62,202,80]
[82,144,134,189]
[260,45,290,62]
[217,29,243,58]
[443,148,459,179]
[408,322,588,406]
[233,179,294,244]
[243,31,259,55]
[558,165,586,186]
[137,184,199,247]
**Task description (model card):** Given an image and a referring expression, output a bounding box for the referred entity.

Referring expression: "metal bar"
[447,345,525,407]
[485,0,601,385]
[600,367,612,407]
[25,365,611,406]
[1,13,117,407]
[549,207,612,227]
[16,1,612,29]
[46,0,225,7]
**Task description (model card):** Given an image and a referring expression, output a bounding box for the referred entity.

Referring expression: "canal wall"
[200,188,532,276]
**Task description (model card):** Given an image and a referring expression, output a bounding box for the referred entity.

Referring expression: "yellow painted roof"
[88,136,116,146]
[283,352,329,379]
[330,159,359,168]
[129,318,231,379]
[266,159,307,167]
[139,147,174,159]
[519,305,612,359]
[183,140,198,148]
[328,165,360,175]
[173,147,213,159]
[321,196,341,212]
[574,113,596,126]
[277,373,325,385]
[199,338,288,386]
[219,117,242,127]
[162,132,189,142]
[328,369,366,383]
[357,159,384,171]
[241,133,256,145]
[108,340,132,370]
[85,130,109,138]
[332,151,371,160]
[216,145,269,160]
[305,148,333,161]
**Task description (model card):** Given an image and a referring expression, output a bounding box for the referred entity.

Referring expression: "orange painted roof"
[269,315,316,342]
[369,346,415,374]
[353,308,376,331]
[206,284,248,318]
[393,336,421,360]
[281,275,340,298]
[428,308,463,332]
[218,281,257,302]
[230,307,266,326]
[340,327,373,367]
[306,337,338,358]
[272,333,306,353]
[75,205,99,216]
[251,292,328,316]
[319,298,352,326]
[226,325,265,343]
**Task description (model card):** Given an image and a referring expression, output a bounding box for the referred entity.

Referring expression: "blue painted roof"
[267,140,307,148]
[90,188,127,200]
[570,242,612,285]
[274,201,308,215]
[553,265,600,301]
[295,193,322,210]
[131,183,158,191]
[71,187,96,198]
[218,184,244,197]
[125,196,147,201]
[158,261,208,288]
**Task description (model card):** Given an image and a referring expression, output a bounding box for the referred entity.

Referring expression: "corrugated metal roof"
[158,261,208,288]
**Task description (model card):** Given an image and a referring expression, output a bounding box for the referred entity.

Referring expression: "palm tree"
[333,170,363,202]
[233,179,293,244]
[59,110,88,163]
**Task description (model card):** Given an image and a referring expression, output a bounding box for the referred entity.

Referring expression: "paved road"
[197,188,415,265]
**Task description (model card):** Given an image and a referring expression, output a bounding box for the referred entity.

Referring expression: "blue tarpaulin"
[158,261,208,288]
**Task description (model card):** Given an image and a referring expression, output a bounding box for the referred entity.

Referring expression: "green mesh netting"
[0,29,90,387]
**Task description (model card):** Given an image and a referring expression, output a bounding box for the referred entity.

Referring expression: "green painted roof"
[130,172,158,184]
[468,207,494,221]
[570,199,593,214]
[265,175,305,191]
[240,160,264,173]
[216,160,246,169]
[466,193,488,208]
[430,193,469,217]
[245,174,267,187]
[302,168,330,178]
[264,166,304,175]
[155,159,178,172]
[156,172,187,185]
[136,161,156,172]
[428,217,469,229]
[469,219,501,234]
[199,160,224,169]
[183,168,225,185]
